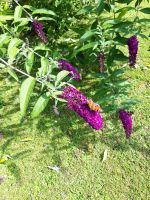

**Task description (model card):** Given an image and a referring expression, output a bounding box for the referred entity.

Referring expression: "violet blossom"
[32,19,48,44]
[127,36,138,67]
[62,86,103,130]
[119,109,133,138]
[58,59,81,81]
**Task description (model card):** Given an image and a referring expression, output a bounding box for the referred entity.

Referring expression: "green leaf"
[23,5,36,11]
[41,57,49,75]
[34,45,50,51]
[31,93,50,118]
[140,8,150,14]
[0,34,11,48]
[14,6,22,22]
[20,77,35,116]
[96,0,105,15]
[32,9,56,16]
[0,63,6,68]
[0,155,11,164]
[135,0,143,7]
[0,15,14,21]
[7,68,19,81]
[116,7,135,18]
[25,52,34,74]
[107,46,116,66]
[114,49,128,61]
[7,38,22,62]
[76,5,93,15]
[38,17,56,22]
[80,30,97,42]
[73,42,99,57]
[55,70,70,86]
[138,18,150,24]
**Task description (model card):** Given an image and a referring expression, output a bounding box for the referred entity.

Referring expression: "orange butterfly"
[87,99,102,112]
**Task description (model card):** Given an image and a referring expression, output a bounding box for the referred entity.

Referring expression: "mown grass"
[0,3,150,200]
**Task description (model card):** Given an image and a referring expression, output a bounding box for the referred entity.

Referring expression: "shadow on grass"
[0,69,149,180]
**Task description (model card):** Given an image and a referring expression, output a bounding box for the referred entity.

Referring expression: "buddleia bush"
[0,0,150,138]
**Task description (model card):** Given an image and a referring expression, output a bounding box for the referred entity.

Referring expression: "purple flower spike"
[119,109,133,138]
[58,59,81,81]
[127,36,138,67]
[32,19,48,44]
[62,86,104,130]
[98,51,105,73]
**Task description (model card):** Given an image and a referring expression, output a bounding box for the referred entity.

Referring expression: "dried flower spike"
[98,51,105,73]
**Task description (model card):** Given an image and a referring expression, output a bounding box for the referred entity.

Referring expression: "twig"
[0,58,42,84]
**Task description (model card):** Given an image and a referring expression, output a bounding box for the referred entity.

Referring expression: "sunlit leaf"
[7,68,19,81]
[20,77,36,116]
[7,38,22,62]
[80,30,97,42]
[55,70,70,86]
[25,52,34,74]
[14,6,22,22]
[32,9,56,16]
[38,17,56,22]
[31,93,50,118]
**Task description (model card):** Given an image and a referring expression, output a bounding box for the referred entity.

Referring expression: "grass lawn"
[0,3,150,200]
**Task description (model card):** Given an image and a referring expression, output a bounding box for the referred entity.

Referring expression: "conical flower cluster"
[58,59,81,81]
[62,86,104,130]
[119,109,133,138]
[32,19,48,44]
[127,36,138,67]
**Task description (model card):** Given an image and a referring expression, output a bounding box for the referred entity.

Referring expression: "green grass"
[0,43,150,200]
[0,4,150,200]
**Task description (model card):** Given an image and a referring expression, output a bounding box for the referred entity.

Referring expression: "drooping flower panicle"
[62,86,103,130]
[58,59,81,81]
[127,36,138,67]
[119,109,133,138]
[98,51,105,73]
[32,19,48,44]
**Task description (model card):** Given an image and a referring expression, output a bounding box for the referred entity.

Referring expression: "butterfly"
[87,99,102,112]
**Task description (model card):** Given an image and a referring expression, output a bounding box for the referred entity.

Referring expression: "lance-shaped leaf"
[37,57,49,77]
[0,15,14,21]
[7,68,19,81]
[96,0,105,15]
[72,42,98,57]
[80,29,97,42]
[7,38,22,63]
[0,34,11,48]
[20,77,35,116]
[76,5,93,15]
[38,17,56,22]
[41,57,49,75]
[32,9,56,16]
[55,70,70,86]
[14,6,22,22]
[25,52,34,74]
[140,8,150,14]
[31,93,50,118]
